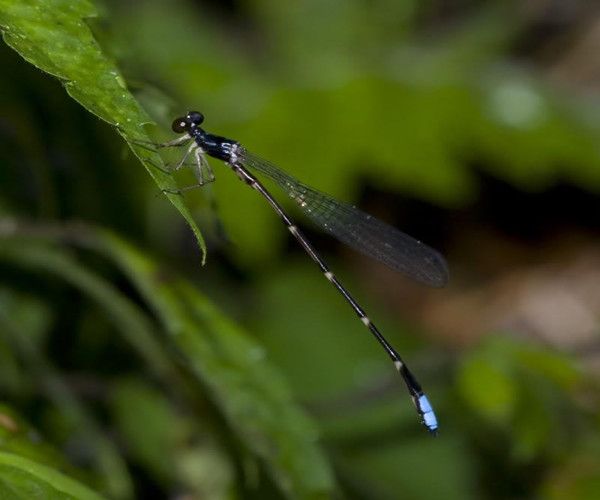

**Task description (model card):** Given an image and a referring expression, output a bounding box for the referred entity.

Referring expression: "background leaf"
[0,221,335,498]
[0,452,104,500]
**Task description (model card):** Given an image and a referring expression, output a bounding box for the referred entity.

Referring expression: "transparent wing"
[238,148,449,287]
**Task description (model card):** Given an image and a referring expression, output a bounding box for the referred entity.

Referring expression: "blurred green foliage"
[1,0,600,499]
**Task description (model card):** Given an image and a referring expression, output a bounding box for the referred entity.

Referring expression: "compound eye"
[187,111,204,125]
[171,117,187,133]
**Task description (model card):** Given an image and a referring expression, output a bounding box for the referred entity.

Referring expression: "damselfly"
[146,111,448,434]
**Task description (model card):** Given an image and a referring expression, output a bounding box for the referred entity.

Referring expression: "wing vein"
[238,148,449,287]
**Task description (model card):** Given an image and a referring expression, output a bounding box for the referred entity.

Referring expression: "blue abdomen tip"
[418,395,438,433]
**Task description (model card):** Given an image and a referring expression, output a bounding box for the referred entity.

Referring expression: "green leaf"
[457,338,518,424]
[516,344,581,390]
[458,351,517,423]
[95,230,335,499]
[0,0,206,261]
[0,222,335,498]
[0,452,105,500]
[341,435,475,500]
[109,378,177,484]
[0,265,135,499]
[541,436,600,500]
[457,336,583,443]
[0,404,76,479]
[0,235,175,382]
[109,377,236,498]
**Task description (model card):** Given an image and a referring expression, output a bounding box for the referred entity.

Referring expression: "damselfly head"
[171,117,188,133]
[187,111,204,125]
[171,111,205,134]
